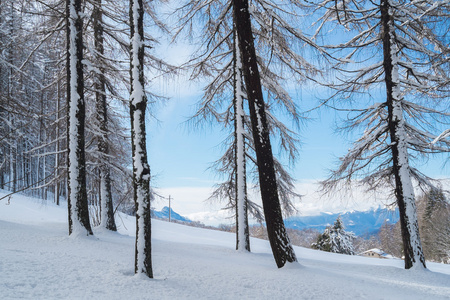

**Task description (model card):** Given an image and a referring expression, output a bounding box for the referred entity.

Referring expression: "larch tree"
[232,0,297,267]
[175,0,321,265]
[417,189,450,263]
[234,30,250,251]
[0,0,135,225]
[378,221,403,258]
[129,0,152,278]
[0,0,70,204]
[315,0,450,269]
[66,0,93,236]
[82,0,137,227]
[92,0,116,231]
[177,3,305,257]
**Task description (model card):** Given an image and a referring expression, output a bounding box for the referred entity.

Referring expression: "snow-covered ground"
[1,192,449,299]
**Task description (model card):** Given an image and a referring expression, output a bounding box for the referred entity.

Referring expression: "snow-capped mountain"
[152,206,192,223]
[284,208,399,236]
[154,205,399,237]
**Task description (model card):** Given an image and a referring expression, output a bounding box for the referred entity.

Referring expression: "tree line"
[0,0,449,276]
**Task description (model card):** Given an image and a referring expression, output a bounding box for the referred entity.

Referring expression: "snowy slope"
[0,192,449,300]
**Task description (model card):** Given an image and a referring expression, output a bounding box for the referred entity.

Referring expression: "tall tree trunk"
[232,0,297,268]
[234,29,250,252]
[0,0,3,190]
[380,0,425,269]
[66,0,93,236]
[55,78,61,206]
[7,2,16,193]
[39,78,45,199]
[93,0,116,231]
[130,0,153,278]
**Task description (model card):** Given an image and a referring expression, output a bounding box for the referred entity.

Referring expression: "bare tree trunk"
[0,0,4,190]
[380,0,425,269]
[66,0,93,236]
[130,0,153,278]
[234,29,250,252]
[55,78,61,205]
[232,0,296,268]
[7,2,16,193]
[93,0,116,231]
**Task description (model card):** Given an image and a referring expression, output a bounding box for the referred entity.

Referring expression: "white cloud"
[152,186,218,213]
[292,181,389,216]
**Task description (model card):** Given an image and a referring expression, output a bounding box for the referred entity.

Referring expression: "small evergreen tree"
[312,217,355,255]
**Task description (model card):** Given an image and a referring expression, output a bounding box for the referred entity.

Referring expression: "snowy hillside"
[1,192,449,300]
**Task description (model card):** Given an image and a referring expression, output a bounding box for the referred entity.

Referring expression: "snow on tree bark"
[66,0,93,236]
[381,0,425,269]
[130,0,153,278]
[93,0,116,232]
[234,30,250,252]
[232,0,296,268]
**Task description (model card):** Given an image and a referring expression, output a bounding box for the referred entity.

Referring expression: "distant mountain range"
[152,206,192,223]
[284,208,399,236]
[153,206,399,237]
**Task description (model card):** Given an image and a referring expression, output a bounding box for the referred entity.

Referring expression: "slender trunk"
[380,0,425,269]
[232,0,297,268]
[130,0,153,278]
[0,1,3,190]
[8,3,15,193]
[234,29,250,252]
[39,79,45,199]
[94,0,116,231]
[0,0,3,190]
[55,78,61,205]
[66,0,93,236]
[0,153,3,189]
[10,126,16,193]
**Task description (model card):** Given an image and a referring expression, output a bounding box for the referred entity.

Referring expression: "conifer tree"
[130,0,153,278]
[66,0,93,236]
[233,30,250,251]
[232,0,297,268]
[92,0,117,231]
[312,217,355,255]
[175,0,311,265]
[418,189,450,263]
[315,0,450,269]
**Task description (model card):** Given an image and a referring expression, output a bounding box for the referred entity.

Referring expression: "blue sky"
[143,36,450,225]
[147,84,349,187]
[145,76,449,225]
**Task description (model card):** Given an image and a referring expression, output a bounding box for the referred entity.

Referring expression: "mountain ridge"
[152,206,192,223]
[154,205,399,236]
[284,207,399,236]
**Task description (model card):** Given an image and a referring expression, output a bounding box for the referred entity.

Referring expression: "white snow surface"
[1,192,450,300]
